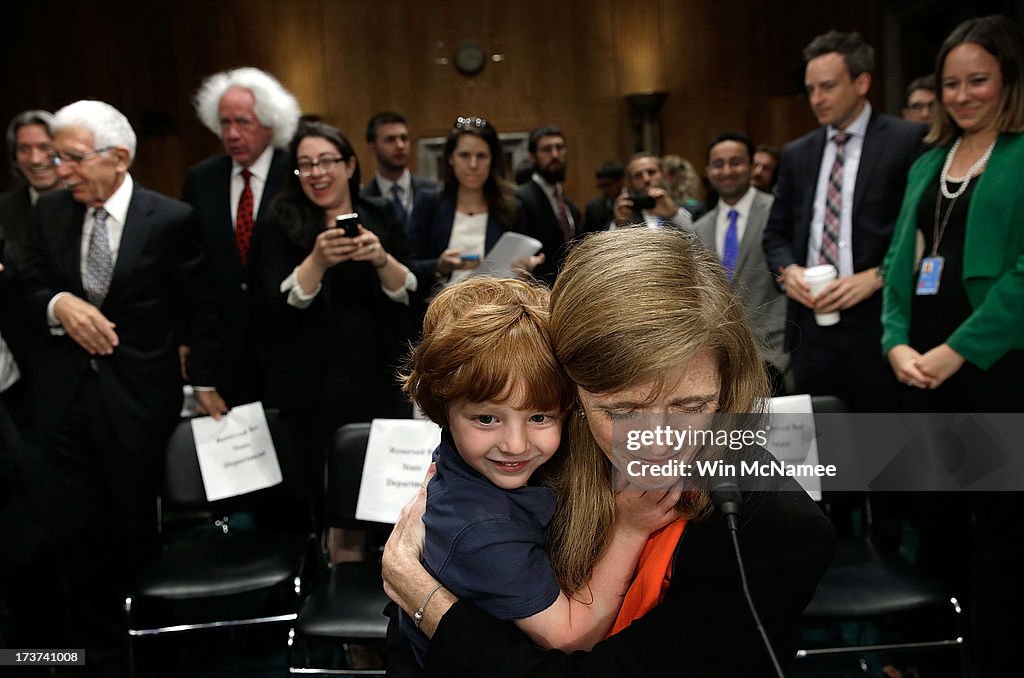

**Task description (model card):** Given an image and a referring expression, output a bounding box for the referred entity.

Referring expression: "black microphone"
[710,475,786,678]
[710,476,743,532]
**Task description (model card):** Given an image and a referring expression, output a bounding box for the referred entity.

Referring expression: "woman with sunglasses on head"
[407,116,534,291]
[254,121,416,513]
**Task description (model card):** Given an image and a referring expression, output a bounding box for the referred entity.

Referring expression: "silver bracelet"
[413,583,443,630]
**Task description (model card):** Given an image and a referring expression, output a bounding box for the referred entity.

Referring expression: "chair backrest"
[163,409,301,511]
[328,423,393,531]
[809,395,850,415]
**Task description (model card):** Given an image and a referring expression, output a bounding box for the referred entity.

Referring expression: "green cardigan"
[881,132,1024,370]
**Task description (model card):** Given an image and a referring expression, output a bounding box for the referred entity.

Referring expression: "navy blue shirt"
[401,430,561,665]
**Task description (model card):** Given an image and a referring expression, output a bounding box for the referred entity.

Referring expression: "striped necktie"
[819,131,848,268]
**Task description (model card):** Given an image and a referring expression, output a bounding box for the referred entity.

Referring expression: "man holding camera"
[612,152,692,228]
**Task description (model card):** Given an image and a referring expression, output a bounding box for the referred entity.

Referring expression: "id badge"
[915,256,944,295]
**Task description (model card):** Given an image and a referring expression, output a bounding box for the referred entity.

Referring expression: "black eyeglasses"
[454,116,490,130]
[294,154,345,177]
[48,146,114,167]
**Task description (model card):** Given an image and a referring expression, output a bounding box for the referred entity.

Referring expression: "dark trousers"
[790,315,899,413]
[17,375,166,678]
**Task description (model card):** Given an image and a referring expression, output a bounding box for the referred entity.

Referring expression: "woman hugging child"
[398,276,678,665]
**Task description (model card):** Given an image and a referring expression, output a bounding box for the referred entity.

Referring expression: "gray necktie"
[84,207,113,306]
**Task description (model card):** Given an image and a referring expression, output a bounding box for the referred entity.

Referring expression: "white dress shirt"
[230,145,275,225]
[807,102,872,277]
[714,187,758,257]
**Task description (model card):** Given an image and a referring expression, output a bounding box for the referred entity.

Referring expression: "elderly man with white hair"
[181,67,300,407]
[17,99,224,674]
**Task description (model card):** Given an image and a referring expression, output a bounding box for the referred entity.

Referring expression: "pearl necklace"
[940,136,996,199]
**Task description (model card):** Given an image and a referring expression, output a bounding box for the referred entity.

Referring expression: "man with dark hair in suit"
[902,74,936,124]
[751,144,780,193]
[0,110,59,263]
[694,132,787,395]
[582,161,624,232]
[183,67,300,407]
[18,99,224,674]
[361,111,438,237]
[516,125,581,284]
[763,30,925,411]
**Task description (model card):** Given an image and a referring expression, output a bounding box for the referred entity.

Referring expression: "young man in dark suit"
[361,111,439,239]
[182,67,299,407]
[18,100,225,674]
[763,30,925,412]
[515,125,581,285]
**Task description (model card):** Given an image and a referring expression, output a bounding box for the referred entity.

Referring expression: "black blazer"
[407,190,527,290]
[254,196,414,420]
[19,184,219,450]
[180,149,289,404]
[0,186,33,266]
[515,179,582,285]
[361,173,440,238]
[583,195,613,234]
[389,455,836,677]
[762,112,925,350]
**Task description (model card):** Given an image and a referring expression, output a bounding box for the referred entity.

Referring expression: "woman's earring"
[577,406,587,420]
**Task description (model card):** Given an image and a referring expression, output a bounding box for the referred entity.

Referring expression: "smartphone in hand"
[460,253,481,262]
[334,213,360,238]
[628,194,657,210]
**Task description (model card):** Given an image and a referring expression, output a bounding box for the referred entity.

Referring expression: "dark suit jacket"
[181,149,288,405]
[0,185,33,266]
[19,184,219,450]
[583,195,613,234]
[515,179,581,285]
[361,173,439,239]
[407,190,526,289]
[763,112,925,352]
[693,191,787,373]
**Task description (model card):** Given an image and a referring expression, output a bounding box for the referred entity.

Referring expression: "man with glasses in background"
[901,74,936,124]
[182,67,300,408]
[517,125,581,284]
[14,99,224,674]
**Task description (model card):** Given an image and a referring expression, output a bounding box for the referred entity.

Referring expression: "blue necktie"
[390,184,407,227]
[723,208,739,281]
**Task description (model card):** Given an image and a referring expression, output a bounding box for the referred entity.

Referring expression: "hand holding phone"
[459,253,481,262]
[628,193,657,210]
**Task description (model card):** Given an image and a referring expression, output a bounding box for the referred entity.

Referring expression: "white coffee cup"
[803,264,840,326]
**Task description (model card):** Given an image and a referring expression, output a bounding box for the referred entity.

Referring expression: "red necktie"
[236,169,254,265]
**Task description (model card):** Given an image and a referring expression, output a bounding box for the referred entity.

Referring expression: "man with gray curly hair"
[182,67,300,406]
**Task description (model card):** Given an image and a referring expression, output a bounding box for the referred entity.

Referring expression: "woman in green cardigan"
[882,14,1024,412]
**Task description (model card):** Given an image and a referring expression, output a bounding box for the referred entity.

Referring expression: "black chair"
[124,409,313,677]
[287,422,392,676]
[795,395,969,675]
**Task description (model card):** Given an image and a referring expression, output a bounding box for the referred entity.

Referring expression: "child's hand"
[613,482,682,538]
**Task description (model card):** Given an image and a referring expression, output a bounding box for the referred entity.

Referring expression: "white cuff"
[47,292,69,335]
[281,267,321,309]
[381,267,417,306]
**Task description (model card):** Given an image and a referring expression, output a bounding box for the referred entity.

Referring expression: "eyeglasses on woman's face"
[294,154,345,177]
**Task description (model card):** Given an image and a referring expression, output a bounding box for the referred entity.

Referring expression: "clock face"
[454,42,486,76]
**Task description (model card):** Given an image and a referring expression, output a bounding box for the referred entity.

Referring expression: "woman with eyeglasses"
[254,121,416,517]
[408,116,533,290]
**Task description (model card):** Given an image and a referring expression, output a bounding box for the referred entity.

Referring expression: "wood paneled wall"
[0,0,979,202]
